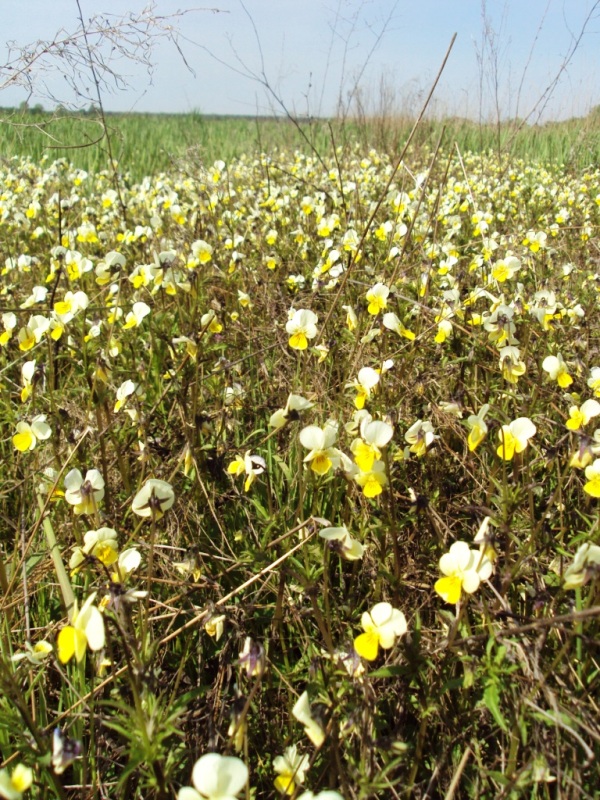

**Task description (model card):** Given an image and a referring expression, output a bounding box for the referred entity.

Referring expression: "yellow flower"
[365,282,389,315]
[566,399,600,431]
[354,602,407,661]
[434,541,493,604]
[292,691,325,747]
[273,745,309,796]
[466,405,489,452]
[496,417,536,461]
[382,311,415,340]
[354,462,388,497]
[542,354,572,388]
[286,309,318,351]
[563,543,600,589]
[405,420,436,457]
[57,593,105,664]
[299,421,341,475]
[584,458,600,497]
[0,764,33,799]
[499,346,526,384]
[347,366,380,410]
[12,415,51,452]
[227,451,266,491]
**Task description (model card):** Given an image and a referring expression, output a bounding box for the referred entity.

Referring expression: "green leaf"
[484,681,508,731]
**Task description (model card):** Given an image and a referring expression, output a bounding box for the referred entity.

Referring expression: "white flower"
[0,764,33,800]
[64,468,105,515]
[292,691,325,747]
[273,744,309,795]
[123,301,151,329]
[405,420,436,457]
[114,379,138,412]
[319,525,365,560]
[286,309,318,350]
[177,753,248,800]
[299,421,341,475]
[435,541,493,603]
[131,479,175,519]
[56,592,105,664]
[354,602,407,660]
[563,543,600,590]
[269,394,314,429]
[12,415,51,452]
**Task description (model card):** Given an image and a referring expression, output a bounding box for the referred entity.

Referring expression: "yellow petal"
[57,626,76,664]
[13,431,34,452]
[289,332,308,350]
[434,575,462,604]
[354,631,380,661]
[274,776,296,796]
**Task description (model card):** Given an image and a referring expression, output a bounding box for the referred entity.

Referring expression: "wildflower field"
[1,126,600,799]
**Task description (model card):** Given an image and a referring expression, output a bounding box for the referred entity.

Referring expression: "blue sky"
[2,0,599,120]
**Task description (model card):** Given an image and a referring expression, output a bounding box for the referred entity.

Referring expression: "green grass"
[2,107,600,179]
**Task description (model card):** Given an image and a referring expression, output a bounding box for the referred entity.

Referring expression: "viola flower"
[204,614,226,641]
[563,543,600,589]
[238,637,265,678]
[56,592,105,664]
[69,527,119,573]
[20,359,36,402]
[51,728,83,775]
[434,542,493,604]
[11,639,53,666]
[190,239,214,265]
[227,451,266,491]
[522,229,547,253]
[497,417,536,460]
[201,311,223,335]
[382,311,415,340]
[292,691,325,747]
[466,404,489,451]
[499,346,526,384]
[269,394,314,429]
[354,460,388,498]
[405,420,436,457]
[299,421,341,475]
[365,282,389,315]
[53,290,89,323]
[319,525,365,560]
[286,309,318,350]
[351,419,394,472]
[297,793,344,800]
[342,304,358,331]
[583,459,600,497]
[348,366,380,410]
[64,469,105,515]
[111,548,142,582]
[12,415,51,452]
[491,255,520,283]
[273,745,309,796]
[177,753,248,800]
[353,602,407,661]
[542,354,573,388]
[566,399,600,431]
[123,301,151,329]
[131,479,175,519]
[587,367,600,397]
[0,764,33,799]
[114,379,139,412]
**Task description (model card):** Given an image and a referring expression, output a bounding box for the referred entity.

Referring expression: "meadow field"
[0,111,599,799]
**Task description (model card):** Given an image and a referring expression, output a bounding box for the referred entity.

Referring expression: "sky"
[1,0,599,121]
